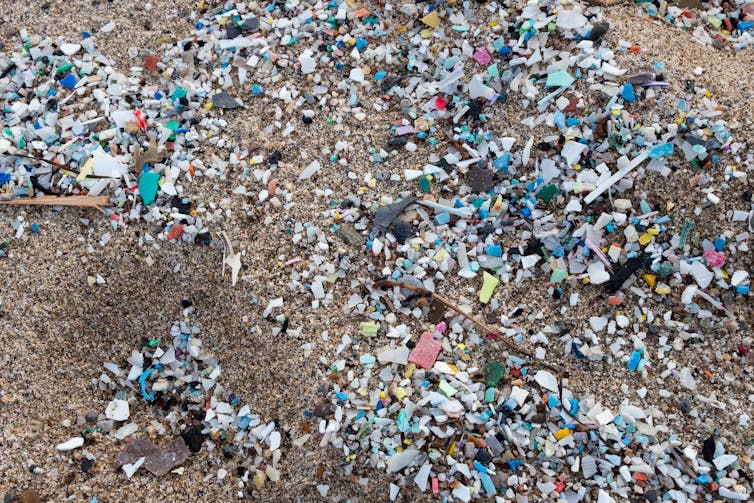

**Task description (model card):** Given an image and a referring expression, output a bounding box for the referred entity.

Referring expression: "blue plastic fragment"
[473,460,488,474]
[508,459,524,470]
[436,212,451,225]
[569,399,580,415]
[547,394,559,408]
[237,415,252,430]
[60,73,78,89]
[138,366,155,401]
[621,82,635,103]
[648,142,674,159]
[486,244,502,256]
[696,474,712,484]
[628,350,642,371]
[479,472,496,495]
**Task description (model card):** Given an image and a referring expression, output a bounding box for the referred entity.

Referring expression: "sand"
[0,1,752,502]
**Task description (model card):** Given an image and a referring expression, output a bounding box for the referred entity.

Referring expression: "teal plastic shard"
[139,171,161,205]
[648,142,674,159]
[545,70,575,89]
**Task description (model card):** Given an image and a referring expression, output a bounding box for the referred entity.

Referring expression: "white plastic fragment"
[122,457,145,479]
[584,150,649,204]
[56,437,84,451]
[298,160,322,180]
[533,370,558,392]
[386,448,418,472]
[105,399,130,421]
[556,10,587,30]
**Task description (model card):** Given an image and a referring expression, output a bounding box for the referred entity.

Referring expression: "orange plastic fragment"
[353,7,371,18]
[167,225,185,240]
[629,45,641,53]
[144,55,159,72]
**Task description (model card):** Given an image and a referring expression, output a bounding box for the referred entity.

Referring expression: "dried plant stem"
[373,279,560,374]
[0,195,110,214]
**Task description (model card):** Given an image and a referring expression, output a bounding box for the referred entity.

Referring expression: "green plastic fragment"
[145,338,160,347]
[545,70,575,89]
[356,423,372,440]
[478,271,499,304]
[438,380,458,397]
[0,240,12,250]
[550,269,568,283]
[484,361,505,387]
[80,62,95,75]
[359,321,378,337]
[536,184,559,202]
[56,61,73,74]
[397,409,408,431]
[706,15,722,29]
[679,220,692,249]
[418,176,431,193]
[138,171,161,205]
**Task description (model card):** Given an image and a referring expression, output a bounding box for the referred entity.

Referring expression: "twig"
[372,280,595,429]
[4,152,66,168]
[0,195,110,214]
[373,279,558,373]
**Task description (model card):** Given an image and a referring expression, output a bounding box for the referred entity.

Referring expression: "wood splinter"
[373,279,560,374]
[0,195,111,214]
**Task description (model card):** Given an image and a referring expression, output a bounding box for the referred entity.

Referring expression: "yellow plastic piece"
[642,274,656,288]
[478,271,499,304]
[554,428,571,441]
[76,157,94,182]
[422,10,441,28]
[405,363,416,379]
[655,284,671,295]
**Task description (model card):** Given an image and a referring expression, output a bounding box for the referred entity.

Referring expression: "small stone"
[113,437,190,477]
[18,490,41,503]
[181,427,205,453]
[678,397,692,413]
